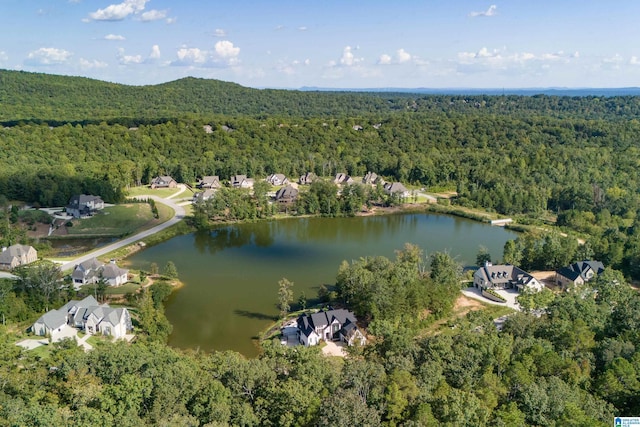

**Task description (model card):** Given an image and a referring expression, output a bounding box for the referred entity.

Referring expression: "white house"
[66,195,104,218]
[71,258,129,288]
[230,175,255,189]
[297,309,366,347]
[474,262,543,293]
[31,309,67,340]
[0,244,38,270]
[34,295,133,339]
[266,173,289,186]
[384,182,411,198]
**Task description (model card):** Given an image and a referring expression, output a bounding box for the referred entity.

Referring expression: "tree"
[277,278,294,319]
[149,262,159,276]
[163,261,178,279]
[476,245,492,267]
[298,292,307,311]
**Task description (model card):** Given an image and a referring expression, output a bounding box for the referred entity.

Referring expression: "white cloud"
[276,58,311,75]
[214,40,240,65]
[175,47,208,64]
[117,48,142,64]
[149,45,161,59]
[338,46,363,67]
[140,9,167,22]
[378,49,413,65]
[397,48,412,63]
[79,58,108,69]
[88,0,148,21]
[455,46,580,76]
[469,5,497,18]
[0,51,7,61]
[630,56,640,65]
[298,26,308,31]
[275,25,285,31]
[378,54,392,65]
[26,47,72,65]
[104,34,126,41]
[214,28,226,37]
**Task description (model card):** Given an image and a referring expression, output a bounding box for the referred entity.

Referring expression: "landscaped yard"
[66,204,158,237]
[79,282,141,296]
[126,186,183,199]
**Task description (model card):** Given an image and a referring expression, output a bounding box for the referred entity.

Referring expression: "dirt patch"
[453,295,485,316]
[531,270,556,287]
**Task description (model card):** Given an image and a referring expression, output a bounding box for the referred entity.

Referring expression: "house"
[193,189,216,203]
[299,172,317,185]
[266,173,289,186]
[71,258,129,288]
[150,176,177,189]
[230,175,255,189]
[33,296,133,339]
[334,173,354,185]
[556,260,605,290]
[275,185,299,203]
[66,194,104,218]
[0,244,37,270]
[362,171,383,185]
[31,309,67,340]
[197,176,222,189]
[473,262,544,293]
[100,262,129,287]
[384,182,411,198]
[297,309,366,347]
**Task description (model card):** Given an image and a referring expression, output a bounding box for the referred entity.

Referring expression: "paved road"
[58,188,188,272]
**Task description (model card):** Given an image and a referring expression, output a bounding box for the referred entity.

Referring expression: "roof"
[200,176,220,185]
[474,263,535,288]
[275,185,299,201]
[384,182,409,194]
[557,260,605,282]
[101,263,128,279]
[297,309,358,338]
[0,244,35,263]
[68,194,103,207]
[35,309,67,330]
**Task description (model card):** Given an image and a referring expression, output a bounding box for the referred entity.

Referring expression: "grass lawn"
[79,282,141,296]
[29,343,52,359]
[67,204,155,236]
[126,186,183,199]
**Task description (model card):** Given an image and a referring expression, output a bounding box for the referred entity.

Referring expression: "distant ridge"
[299,86,640,97]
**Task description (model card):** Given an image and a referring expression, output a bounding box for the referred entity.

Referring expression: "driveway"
[16,324,87,350]
[57,189,187,272]
[461,286,521,311]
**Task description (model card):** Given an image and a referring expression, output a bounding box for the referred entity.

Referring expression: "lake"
[127,213,519,356]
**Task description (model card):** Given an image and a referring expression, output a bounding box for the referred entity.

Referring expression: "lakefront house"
[297,309,366,347]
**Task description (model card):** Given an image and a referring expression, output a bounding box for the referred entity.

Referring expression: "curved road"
[59,187,188,272]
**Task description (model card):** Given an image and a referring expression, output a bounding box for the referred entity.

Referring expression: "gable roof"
[101,263,128,279]
[297,309,358,338]
[0,244,35,263]
[68,194,103,207]
[384,182,409,194]
[557,260,605,282]
[275,185,299,201]
[35,309,67,331]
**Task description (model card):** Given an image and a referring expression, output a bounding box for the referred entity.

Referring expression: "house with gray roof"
[334,173,354,185]
[150,176,177,189]
[473,262,543,293]
[71,258,128,288]
[66,194,104,218]
[384,182,411,198]
[266,173,289,186]
[362,171,383,185]
[297,309,366,347]
[0,244,37,270]
[299,172,317,185]
[230,175,255,189]
[197,176,222,189]
[275,185,299,203]
[556,260,605,290]
[32,309,67,340]
[33,295,133,339]
[193,189,216,203]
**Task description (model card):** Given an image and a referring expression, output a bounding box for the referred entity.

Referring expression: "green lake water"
[127,213,519,356]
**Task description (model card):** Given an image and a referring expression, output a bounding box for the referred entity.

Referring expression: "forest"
[2,70,640,425]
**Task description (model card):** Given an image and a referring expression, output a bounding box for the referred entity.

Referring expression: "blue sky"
[2,0,640,88]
